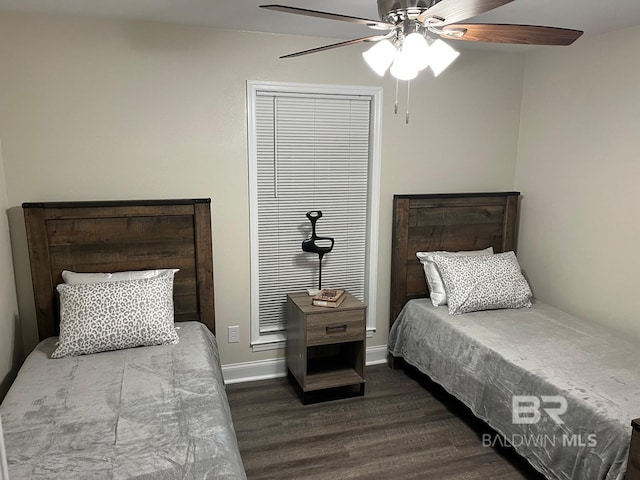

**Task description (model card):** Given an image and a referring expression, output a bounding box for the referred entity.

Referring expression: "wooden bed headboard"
[390,192,520,328]
[22,198,215,340]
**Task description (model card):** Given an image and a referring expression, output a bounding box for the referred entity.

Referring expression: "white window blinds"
[253,91,372,337]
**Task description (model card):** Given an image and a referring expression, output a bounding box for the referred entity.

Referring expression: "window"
[247,81,382,351]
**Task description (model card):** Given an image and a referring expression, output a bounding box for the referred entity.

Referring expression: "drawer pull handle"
[326,324,348,333]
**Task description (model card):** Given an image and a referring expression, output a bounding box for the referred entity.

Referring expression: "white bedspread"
[388,299,640,480]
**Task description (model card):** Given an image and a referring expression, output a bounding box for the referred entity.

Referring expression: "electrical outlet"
[228,326,240,344]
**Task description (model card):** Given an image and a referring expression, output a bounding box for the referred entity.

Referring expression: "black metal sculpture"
[301,210,334,291]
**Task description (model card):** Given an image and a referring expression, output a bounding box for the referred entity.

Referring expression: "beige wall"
[0,137,20,401]
[0,12,524,366]
[515,25,640,339]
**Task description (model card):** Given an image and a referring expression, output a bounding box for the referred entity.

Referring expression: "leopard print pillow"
[53,274,179,358]
[432,251,532,315]
[416,247,494,307]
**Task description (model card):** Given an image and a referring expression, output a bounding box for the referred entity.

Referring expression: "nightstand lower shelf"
[305,368,365,392]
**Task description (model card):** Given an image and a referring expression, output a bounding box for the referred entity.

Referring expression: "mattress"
[388,299,640,480]
[0,322,246,480]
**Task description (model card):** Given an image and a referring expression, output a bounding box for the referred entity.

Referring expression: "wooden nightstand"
[628,419,640,480]
[286,291,366,404]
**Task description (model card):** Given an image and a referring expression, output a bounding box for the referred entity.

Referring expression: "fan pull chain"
[394,78,399,115]
[406,80,411,124]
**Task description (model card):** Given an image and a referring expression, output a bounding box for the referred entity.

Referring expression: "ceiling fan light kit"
[402,33,431,71]
[428,39,461,76]
[389,52,419,81]
[361,39,397,76]
[363,32,460,79]
[261,0,583,122]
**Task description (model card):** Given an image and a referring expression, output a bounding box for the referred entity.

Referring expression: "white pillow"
[432,251,532,315]
[52,274,179,358]
[416,247,493,307]
[62,268,179,284]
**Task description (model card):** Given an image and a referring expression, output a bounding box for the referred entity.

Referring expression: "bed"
[387,192,640,480]
[0,199,247,479]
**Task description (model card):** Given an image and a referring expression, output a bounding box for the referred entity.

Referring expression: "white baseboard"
[222,345,389,384]
[365,345,388,365]
[222,357,287,384]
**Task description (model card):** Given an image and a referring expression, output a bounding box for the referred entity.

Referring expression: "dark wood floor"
[226,364,547,480]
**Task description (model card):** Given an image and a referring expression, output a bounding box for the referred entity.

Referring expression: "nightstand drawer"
[307,310,365,346]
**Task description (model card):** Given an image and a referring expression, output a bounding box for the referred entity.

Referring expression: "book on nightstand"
[312,289,346,308]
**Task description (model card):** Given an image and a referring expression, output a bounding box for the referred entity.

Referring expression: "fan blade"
[280,35,387,58]
[260,5,394,29]
[418,0,514,25]
[441,23,584,45]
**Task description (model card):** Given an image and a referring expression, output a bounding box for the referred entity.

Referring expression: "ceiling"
[1,0,640,52]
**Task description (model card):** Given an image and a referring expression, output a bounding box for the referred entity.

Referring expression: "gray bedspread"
[388,299,640,480]
[0,322,246,480]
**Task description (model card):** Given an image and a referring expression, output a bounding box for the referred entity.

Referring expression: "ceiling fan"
[260,0,583,79]
[260,0,582,123]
